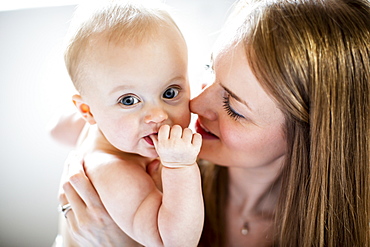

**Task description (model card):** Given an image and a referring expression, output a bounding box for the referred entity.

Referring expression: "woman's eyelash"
[223,96,244,121]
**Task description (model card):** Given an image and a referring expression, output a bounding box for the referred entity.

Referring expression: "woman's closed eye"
[223,95,245,121]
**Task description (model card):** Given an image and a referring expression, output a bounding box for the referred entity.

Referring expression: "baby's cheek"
[104,123,136,150]
[172,108,191,127]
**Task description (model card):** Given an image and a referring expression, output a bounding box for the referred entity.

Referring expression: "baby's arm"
[86,125,203,247]
[152,125,204,247]
[48,109,86,146]
[84,153,164,246]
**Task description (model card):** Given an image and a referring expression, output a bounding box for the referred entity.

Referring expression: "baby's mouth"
[144,133,158,146]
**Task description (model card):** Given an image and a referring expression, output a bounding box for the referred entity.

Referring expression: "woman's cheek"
[220,121,246,149]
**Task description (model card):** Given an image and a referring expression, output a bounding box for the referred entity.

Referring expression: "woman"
[58,0,370,246]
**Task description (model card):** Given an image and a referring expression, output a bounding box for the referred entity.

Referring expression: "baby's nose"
[144,107,168,124]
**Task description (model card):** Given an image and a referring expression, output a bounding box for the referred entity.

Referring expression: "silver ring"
[59,203,72,218]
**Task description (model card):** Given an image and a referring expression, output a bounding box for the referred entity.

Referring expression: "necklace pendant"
[241,222,249,235]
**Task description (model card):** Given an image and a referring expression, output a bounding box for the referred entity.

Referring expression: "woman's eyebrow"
[220,83,253,111]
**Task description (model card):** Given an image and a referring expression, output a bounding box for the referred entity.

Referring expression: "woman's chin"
[197,146,216,163]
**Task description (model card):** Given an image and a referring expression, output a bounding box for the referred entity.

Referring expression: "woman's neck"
[227,159,283,216]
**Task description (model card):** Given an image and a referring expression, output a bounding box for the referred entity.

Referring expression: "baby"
[59,1,203,246]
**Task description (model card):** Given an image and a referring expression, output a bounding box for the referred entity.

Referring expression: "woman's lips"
[195,119,218,140]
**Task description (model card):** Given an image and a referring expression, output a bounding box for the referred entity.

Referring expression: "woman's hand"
[58,151,144,247]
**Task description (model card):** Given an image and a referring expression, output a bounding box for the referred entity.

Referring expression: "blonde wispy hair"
[64,0,181,92]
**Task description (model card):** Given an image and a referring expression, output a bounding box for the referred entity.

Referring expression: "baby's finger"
[181,128,193,142]
[150,134,158,149]
[158,124,170,141]
[192,133,202,148]
[169,125,182,139]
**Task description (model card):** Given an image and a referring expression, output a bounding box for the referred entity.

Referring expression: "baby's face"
[80,26,190,158]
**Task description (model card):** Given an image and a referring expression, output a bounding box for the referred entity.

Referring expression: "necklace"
[241,222,249,235]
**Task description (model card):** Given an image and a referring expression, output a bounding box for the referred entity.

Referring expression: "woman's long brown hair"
[200,0,369,246]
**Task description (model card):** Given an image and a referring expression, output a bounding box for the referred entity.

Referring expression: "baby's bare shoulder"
[84,152,156,183]
[84,152,148,171]
[84,152,158,196]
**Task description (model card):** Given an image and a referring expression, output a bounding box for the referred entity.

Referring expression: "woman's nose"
[190,83,217,120]
[144,106,168,124]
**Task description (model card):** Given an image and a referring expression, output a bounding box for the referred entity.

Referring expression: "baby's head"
[65,0,186,93]
[65,0,191,158]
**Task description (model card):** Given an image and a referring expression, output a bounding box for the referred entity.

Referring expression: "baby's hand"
[151,125,202,168]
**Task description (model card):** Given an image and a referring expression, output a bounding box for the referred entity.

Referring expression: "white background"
[0,0,234,246]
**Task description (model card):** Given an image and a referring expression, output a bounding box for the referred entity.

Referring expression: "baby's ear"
[72,94,96,125]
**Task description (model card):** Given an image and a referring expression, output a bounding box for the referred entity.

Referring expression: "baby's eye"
[163,87,179,99]
[119,95,140,106]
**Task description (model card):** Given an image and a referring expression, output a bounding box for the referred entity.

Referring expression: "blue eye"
[119,95,140,106]
[163,87,179,99]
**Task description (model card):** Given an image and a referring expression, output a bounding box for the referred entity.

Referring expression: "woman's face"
[190,43,287,169]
